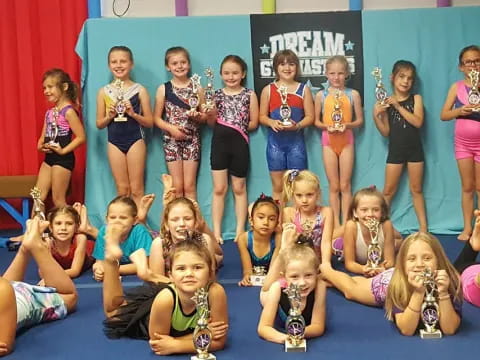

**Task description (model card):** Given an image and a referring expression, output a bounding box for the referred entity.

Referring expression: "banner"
[250,11,363,97]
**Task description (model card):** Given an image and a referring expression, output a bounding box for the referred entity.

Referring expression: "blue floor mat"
[1,236,479,360]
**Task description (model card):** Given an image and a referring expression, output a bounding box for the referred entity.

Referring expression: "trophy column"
[113,79,127,122]
[468,69,480,112]
[371,67,388,105]
[365,218,382,269]
[284,283,307,352]
[419,268,442,339]
[191,287,216,360]
[188,74,201,117]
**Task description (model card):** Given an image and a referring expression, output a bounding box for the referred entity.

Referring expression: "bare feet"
[74,203,93,236]
[281,222,297,249]
[457,229,472,242]
[470,209,480,251]
[137,194,156,224]
[104,224,123,262]
[21,218,49,254]
[162,174,176,206]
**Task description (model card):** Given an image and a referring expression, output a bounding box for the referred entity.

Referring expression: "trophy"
[191,288,216,360]
[284,283,307,352]
[419,268,442,339]
[468,69,480,112]
[371,67,388,105]
[331,90,343,130]
[113,79,127,122]
[188,73,201,117]
[203,67,215,111]
[46,107,60,147]
[365,217,382,269]
[278,85,292,126]
[30,187,49,240]
[250,266,267,286]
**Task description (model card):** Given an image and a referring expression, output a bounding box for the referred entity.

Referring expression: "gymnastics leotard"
[321,87,354,156]
[292,208,325,259]
[266,82,307,171]
[386,94,424,164]
[104,82,144,154]
[211,88,252,177]
[246,230,276,270]
[277,279,314,325]
[44,104,75,171]
[454,80,480,162]
[163,81,200,162]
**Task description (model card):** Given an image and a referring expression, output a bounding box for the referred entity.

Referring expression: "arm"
[118,263,138,276]
[202,233,218,271]
[148,237,166,276]
[382,221,395,269]
[345,89,364,129]
[37,121,48,151]
[248,91,260,131]
[126,85,153,128]
[394,290,424,336]
[387,94,424,128]
[236,232,253,286]
[295,85,314,130]
[304,278,326,338]
[257,282,288,343]
[314,92,328,130]
[372,102,390,137]
[64,234,88,278]
[206,283,229,351]
[440,82,475,121]
[436,270,461,335]
[51,107,85,155]
[96,87,114,129]
[320,206,334,265]
[343,221,367,275]
[259,86,283,133]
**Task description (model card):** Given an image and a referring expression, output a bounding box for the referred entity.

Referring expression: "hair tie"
[296,234,314,248]
[369,185,376,190]
[288,169,300,184]
[259,193,267,199]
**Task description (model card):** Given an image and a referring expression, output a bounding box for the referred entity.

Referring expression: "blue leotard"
[247,230,275,269]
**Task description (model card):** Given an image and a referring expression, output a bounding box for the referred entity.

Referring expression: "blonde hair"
[385,232,462,320]
[282,170,321,205]
[325,55,350,76]
[279,243,319,274]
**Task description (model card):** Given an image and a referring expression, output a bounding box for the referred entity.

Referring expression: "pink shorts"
[454,119,480,162]
[461,264,480,307]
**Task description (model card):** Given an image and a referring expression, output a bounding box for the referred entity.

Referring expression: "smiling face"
[166,203,197,242]
[404,240,438,275]
[221,60,245,90]
[50,213,76,243]
[250,203,279,237]
[353,194,383,226]
[293,180,319,213]
[276,60,297,83]
[284,259,317,298]
[325,60,348,89]
[391,67,414,95]
[166,51,190,80]
[108,50,133,80]
[170,250,211,295]
[43,76,65,105]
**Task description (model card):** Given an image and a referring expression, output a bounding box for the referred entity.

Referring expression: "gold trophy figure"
[365,217,382,269]
[284,283,307,352]
[188,74,201,117]
[331,90,343,130]
[191,287,216,360]
[371,67,388,105]
[278,85,293,126]
[47,107,60,147]
[113,79,127,122]
[30,187,49,240]
[419,268,442,339]
[468,69,480,112]
[203,67,215,111]
[250,266,267,286]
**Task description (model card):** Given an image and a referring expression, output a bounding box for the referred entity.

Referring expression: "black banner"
[250,11,363,98]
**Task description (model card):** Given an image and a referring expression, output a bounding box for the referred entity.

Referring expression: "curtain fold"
[0,0,87,228]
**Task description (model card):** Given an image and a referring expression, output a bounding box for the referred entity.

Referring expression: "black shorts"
[210,125,249,178]
[386,144,424,164]
[44,152,75,171]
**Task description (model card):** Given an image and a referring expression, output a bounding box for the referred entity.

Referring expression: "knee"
[409,184,423,195]
[183,181,196,196]
[232,182,246,197]
[213,183,228,197]
[0,277,13,297]
[329,183,340,194]
[63,291,78,314]
[340,181,351,193]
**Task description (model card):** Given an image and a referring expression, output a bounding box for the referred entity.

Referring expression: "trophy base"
[285,339,306,352]
[114,115,127,122]
[191,354,216,360]
[420,329,442,339]
[250,275,266,286]
[48,141,60,148]
[280,119,292,126]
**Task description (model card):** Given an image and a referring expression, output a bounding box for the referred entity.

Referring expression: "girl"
[154,46,207,200]
[102,232,228,356]
[440,45,480,241]
[373,60,427,232]
[257,241,326,343]
[96,46,153,206]
[149,197,220,276]
[341,187,396,277]
[320,233,462,335]
[454,209,480,307]
[208,55,259,244]
[0,218,77,356]
[282,169,334,265]
[259,50,314,201]
[314,55,364,227]
[236,194,281,287]
[92,196,153,282]
[47,206,94,278]
[36,68,85,208]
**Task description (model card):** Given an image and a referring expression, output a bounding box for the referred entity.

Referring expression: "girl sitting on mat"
[454,209,480,307]
[102,231,228,356]
[331,186,397,277]
[91,196,152,282]
[257,223,326,343]
[96,46,153,206]
[0,218,78,356]
[320,232,462,335]
[282,169,334,265]
[236,194,281,287]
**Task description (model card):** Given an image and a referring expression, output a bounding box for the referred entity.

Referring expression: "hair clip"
[259,193,267,199]
[296,234,314,248]
[288,169,300,183]
[368,185,377,190]
[274,199,280,205]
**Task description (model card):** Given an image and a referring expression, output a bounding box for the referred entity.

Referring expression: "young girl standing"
[236,195,281,286]
[96,46,153,206]
[373,60,427,232]
[259,50,314,201]
[341,187,396,277]
[441,45,480,241]
[257,242,326,343]
[314,55,364,227]
[36,68,85,208]
[154,47,207,200]
[282,170,334,265]
[102,235,228,356]
[208,55,259,244]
